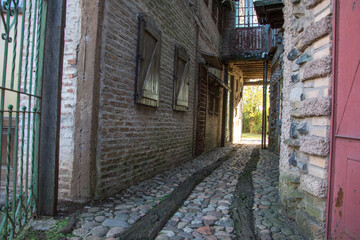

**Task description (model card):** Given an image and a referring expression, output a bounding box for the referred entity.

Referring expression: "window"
[135,14,162,107]
[173,45,190,111]
[235,0,259,28]
[208,80,221,116]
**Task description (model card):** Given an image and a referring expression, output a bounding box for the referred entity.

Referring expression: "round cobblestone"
[252,150,306,239]
[71,147,231,238]
[156,145,255,239]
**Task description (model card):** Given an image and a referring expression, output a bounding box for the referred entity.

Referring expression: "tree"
[242,86,267,134]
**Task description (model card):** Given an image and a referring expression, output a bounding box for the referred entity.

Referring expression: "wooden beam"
[244,80,270,86]
[38,0,66,216]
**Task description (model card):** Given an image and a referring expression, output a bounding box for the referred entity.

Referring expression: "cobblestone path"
[69,147,232,239]
[155,145,255,240]
[66,146,306,240]
[252,150,306,240]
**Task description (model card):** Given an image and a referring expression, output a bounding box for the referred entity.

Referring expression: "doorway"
[328,0,360,238]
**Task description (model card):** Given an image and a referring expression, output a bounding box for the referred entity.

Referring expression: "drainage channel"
[152,145,256,240]
[119,149,238,239]
[231,148,260,240]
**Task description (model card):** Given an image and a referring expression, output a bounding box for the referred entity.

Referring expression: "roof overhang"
[201,52,223,70]
[254,0,284,29]
[208,72,231,92]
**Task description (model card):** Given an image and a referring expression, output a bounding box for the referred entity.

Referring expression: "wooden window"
[208,95,214,115]
[173,45,190,111]
[212,1,218,24]
[214,95,220,115]
[208,80,221,116]
[135,14,162,107]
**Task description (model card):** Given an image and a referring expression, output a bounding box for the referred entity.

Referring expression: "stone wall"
[279,0,333,239]
[268,42,284,153]
[58,0,81,199]
[95,0,223,198]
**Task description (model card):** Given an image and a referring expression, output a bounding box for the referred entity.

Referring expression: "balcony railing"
[227,25,280,60]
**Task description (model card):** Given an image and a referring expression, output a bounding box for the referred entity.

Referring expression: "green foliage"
[15,218,74,240]
[242,86,268,134]
[46,218,71,240]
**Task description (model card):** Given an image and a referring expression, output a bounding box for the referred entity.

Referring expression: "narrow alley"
[0,0,359,239]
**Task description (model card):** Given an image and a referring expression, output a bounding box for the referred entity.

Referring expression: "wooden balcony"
[224,25,279,61]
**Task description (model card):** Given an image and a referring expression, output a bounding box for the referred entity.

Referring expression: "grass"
[15,217,74,240]
[241,132,262,140]
[150,194,170,209]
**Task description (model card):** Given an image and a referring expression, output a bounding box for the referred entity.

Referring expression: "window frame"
[208,79,221,116]
[235,0,259,28]
[135,14,162,107]
[173,45,190,112]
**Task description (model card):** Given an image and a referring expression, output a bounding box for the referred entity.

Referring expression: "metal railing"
[0,0,46,238]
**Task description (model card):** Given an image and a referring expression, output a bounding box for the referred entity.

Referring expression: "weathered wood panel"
[232,27,267,52]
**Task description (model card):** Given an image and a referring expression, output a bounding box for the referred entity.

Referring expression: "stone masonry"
[268,42,284,153]
[279,0,333,239]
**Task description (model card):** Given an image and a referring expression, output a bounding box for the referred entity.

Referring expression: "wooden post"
[221,66,229,147]
[38,0,66,216]
[229,75,234,143]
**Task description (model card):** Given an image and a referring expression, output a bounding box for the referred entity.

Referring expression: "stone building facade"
[268,42,284,153]
[278,0,333,238]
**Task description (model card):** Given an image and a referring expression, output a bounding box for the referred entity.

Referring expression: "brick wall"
[279,0,333,238]
[58,0,81,199]
[198,0,225,153]
[95,0,221,198]
[221,6,234,58]
[198,0,222,54]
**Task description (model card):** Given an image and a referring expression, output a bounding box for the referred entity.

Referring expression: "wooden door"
[329,1,360,238]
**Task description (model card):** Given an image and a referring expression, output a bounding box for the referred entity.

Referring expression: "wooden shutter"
[135,14,162,107]
[173,45,190,111]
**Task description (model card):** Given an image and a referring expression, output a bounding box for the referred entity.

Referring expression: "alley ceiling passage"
[232,60,270,82]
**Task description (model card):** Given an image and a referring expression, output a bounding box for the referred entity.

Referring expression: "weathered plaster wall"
[279,0,333,238]
[58,0,81,199]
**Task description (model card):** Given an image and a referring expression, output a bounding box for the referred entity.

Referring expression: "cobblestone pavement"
[252,150,306,240]
[69,147,232,239]
[155,145,255,240]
